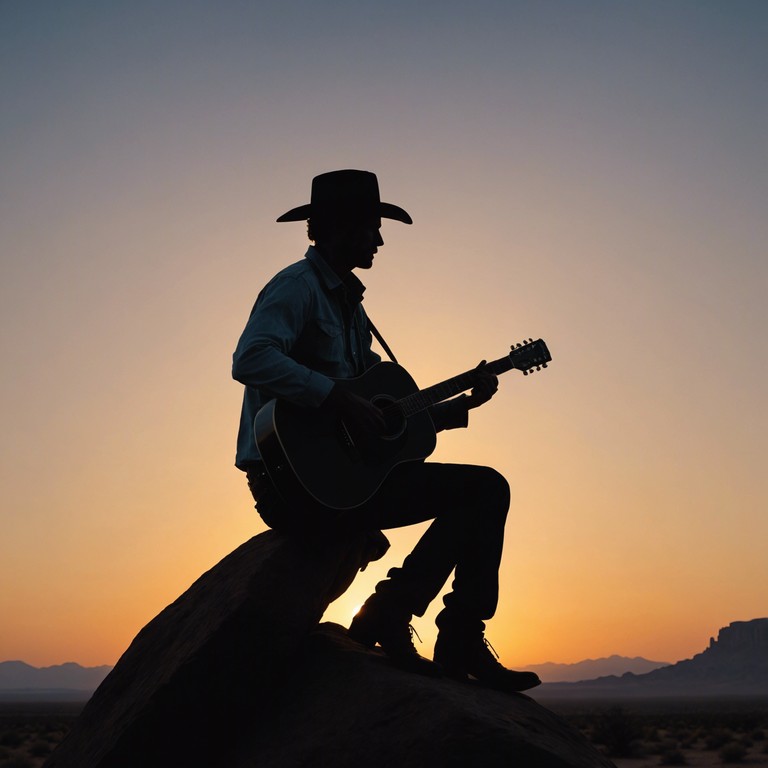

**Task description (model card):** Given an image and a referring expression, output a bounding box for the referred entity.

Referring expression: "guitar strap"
[367,317,398,364]
[304,251,398,364]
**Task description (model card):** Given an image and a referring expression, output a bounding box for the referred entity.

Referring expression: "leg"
[346,462,512,676]
[347,462,509,619]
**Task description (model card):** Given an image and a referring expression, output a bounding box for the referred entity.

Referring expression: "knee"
[477,466,510,516]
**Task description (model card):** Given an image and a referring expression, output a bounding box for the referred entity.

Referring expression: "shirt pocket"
[297,318,346,374]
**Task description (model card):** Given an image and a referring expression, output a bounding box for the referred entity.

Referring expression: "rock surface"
[45,529,614,767]
[233,622,615,768]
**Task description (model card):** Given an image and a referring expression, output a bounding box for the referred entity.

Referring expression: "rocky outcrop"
[45,529,614,767]
[708,618,768,654]
[537,618,768,699]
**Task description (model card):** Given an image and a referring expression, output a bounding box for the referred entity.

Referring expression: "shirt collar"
[305,246,367,303]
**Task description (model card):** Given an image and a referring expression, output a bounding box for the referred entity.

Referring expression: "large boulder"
[46,529,614,767]
[45,529,385,768]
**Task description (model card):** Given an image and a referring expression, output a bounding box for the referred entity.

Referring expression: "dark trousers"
[248,461,510,622]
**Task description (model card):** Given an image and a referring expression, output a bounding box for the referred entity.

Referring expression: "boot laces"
[382,622,422,657]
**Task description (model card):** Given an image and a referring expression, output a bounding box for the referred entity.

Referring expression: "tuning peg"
[542,363,548,368]
[523,369,529,376]
[528,338,533,343]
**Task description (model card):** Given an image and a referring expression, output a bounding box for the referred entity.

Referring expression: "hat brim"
[276,202,412,225]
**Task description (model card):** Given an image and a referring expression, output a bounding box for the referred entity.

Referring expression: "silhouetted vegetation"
[0,703,80,768]
[547,697,768,764]
[1,697,767,766]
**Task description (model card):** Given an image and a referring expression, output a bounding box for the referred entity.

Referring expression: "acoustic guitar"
[254,338,551,511]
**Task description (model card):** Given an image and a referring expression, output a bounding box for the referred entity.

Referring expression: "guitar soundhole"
[371,395,406,440]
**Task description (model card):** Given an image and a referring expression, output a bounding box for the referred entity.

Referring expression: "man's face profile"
[323,216,384,271]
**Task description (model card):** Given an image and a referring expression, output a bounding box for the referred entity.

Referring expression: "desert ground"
[1,698,766,767]
[546,697,768,768]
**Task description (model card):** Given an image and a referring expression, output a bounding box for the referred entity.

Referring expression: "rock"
[232,623,615,768]
[45,529,613,767]
[44,528,386,768]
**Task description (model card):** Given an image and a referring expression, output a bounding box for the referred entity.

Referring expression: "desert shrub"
[0,731,24,749]
[660,747,688,765]
[706,728,734,750]
[591,705,642,757]
[690,726,707,742]
[680,733,698,749]
[28,738,52,757]
[643,726,661,742]
[719,742,746,764]
[0,756,35,768]
[649,738,679,756]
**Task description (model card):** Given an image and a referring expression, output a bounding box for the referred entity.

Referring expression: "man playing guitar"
[232,169,541,692]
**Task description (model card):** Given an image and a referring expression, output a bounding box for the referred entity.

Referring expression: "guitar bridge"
[339,420,355,449]
[337,419,363,463]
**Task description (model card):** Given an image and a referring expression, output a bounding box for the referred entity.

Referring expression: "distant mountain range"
[521,655,670,683]
[0,661,111,701]
[535,618,768,698]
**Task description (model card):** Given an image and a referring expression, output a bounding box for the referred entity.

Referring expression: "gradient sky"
[2,1,766,669]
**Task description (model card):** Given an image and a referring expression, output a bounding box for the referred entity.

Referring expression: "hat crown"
[310,170,381,221]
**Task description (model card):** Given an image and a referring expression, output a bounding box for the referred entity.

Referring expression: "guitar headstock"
[510,338,552,375]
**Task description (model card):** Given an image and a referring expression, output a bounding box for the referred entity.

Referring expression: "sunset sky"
[2,1,766,670]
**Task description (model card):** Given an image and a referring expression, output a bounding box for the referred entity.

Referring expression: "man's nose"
[375,231,384,247]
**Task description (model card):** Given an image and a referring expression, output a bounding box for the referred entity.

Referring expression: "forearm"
[429,396,470,432]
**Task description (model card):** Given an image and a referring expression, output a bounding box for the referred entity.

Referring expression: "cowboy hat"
[276,169,412,225]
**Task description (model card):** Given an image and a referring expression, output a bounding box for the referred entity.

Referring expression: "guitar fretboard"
[397,355,515,418]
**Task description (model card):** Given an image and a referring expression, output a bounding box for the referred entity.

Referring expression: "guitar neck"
[397,355,514,418]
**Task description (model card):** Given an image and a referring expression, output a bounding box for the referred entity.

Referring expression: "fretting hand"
[465,360,499,410]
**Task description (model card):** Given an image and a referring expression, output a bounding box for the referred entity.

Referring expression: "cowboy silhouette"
[232,170,540,692]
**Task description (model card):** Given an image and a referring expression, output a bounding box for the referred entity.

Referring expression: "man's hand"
[465,360,499,410]
[324,385,387,437]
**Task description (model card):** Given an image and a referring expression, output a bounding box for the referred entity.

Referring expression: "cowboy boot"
[434,610,540,693]
[348,593,442,677]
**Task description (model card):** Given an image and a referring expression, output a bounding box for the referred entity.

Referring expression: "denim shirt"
[232,247,468,470]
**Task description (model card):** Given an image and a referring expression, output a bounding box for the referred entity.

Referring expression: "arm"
[430,361,499,432]
[232,275,334,407]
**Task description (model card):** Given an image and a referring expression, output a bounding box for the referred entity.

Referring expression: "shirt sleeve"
[232,274,334,407]
[429,395,470,432]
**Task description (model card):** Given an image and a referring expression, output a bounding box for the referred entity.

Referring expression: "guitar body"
[254,361,437,511]
[254,338,551,512]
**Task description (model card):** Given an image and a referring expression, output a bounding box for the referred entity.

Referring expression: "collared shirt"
[232,246,468,470]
